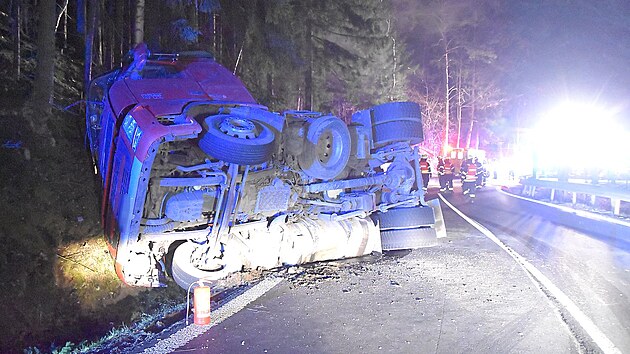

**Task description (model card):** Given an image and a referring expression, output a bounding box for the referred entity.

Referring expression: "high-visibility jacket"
[420,160,431,174]
[463,163,477,182]
[444,161,454,174]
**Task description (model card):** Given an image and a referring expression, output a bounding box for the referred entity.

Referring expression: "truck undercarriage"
[86,44,444,289]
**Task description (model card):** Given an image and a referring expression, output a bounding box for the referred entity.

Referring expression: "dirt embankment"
[0,106,189,353]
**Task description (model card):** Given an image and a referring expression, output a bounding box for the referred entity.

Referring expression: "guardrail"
[519,178,630,217]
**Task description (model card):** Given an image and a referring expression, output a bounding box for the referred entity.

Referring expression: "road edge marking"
[143,276,284,354]
[438,193,621,354]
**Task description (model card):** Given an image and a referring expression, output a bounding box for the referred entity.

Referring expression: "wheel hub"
[219,117,257,139]
[316,129,334,163]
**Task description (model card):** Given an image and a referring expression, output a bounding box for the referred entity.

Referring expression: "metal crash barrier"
[520,178,630,217]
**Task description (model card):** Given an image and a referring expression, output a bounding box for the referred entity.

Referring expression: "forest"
[1,0,629,352]
[4,0,517,155]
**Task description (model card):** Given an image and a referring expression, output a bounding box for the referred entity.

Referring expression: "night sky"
[503,0,630,126]
[394,0,630,129]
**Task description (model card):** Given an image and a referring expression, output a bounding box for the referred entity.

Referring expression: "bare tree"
[133,0,145,45]
[84,0,100,98]
[408,84,446,156]
[10,0,22,80]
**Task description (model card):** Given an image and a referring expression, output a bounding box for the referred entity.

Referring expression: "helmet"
[420,154,428,159]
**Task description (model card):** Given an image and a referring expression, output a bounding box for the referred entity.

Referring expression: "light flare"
[533,102,628,172]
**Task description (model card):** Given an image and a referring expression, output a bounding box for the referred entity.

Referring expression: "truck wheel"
[371,205,435,230]
[371,102,424,147]
[200,114,275,165]
[171,241,238,290]
[299,115,351,180]
[380,227,438,250]
[372,101,422,124]
[372,205,438,250]
[372,120,424,147]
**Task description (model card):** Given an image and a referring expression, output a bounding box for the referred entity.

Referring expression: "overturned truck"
[86,44,443,289]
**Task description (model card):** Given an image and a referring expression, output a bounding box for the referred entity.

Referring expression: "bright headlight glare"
[122,114,137,142]
[533,101,627,170]
[132,126,143,151]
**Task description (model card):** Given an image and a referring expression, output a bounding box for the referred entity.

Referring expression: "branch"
[55,0,69,33]
[57,253,97,273]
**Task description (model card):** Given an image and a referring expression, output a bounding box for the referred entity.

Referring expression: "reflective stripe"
[420,161,430,173]
[444,161,453,174]
[464,164,477,182]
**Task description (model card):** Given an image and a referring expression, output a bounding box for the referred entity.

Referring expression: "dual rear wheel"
[371,205,438,250]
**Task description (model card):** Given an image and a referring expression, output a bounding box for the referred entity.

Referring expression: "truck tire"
[200,114,275,165]
[371,205,435,230]
[380,227,438,250]
[299,115,351,180]
[372,120,424,147]
[372,101,422,124]
[371,101,424,147]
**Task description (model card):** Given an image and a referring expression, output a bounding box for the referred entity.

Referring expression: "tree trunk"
[212,12,218,56]
[62,3,68,54]
[22,3,29,37]
[84,0,99,98]
[97,15,103,66]
[77,0,86,34]
[474,127,480,150]
[27,0,57,143]
[304,20,313,110]
[116,0,125,63]
[443,46,450,154]
[11,0,21,80]
[103,0,113,69]
[189,0,199,45]
[456,64,463,149]
[465,67,478,149]
[133,0,145,46]
[465,86,476,149]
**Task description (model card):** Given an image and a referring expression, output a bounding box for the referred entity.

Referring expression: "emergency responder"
[420,154,432,191]
[443,157,455,191]
[437,157,445,191]
[461,157,478,197]
[474,157,486,188]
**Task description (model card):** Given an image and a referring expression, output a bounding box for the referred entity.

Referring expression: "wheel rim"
[199,114,275,165]
[219,117,257,139]
[299,115,351,179]
[316,128,338,164]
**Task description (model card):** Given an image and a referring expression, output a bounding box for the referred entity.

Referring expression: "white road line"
[438,193,621,354]
[143,276,284,354]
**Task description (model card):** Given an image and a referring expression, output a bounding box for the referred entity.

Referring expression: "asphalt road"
[137,183,629,354]
[440,184,630,353]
